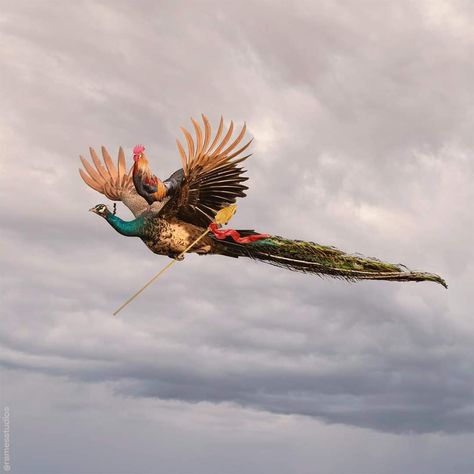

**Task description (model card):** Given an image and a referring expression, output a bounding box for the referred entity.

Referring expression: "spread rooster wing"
[160,114,253,228]
[78,146,165,217]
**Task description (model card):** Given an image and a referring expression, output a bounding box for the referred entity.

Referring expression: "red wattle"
[209,223,270,244]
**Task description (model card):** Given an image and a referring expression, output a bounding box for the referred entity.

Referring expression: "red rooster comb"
[133,145,145,155]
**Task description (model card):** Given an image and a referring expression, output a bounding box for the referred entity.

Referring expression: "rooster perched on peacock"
[79,114,447,288]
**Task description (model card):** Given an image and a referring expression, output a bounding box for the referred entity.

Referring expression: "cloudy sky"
[1,1,473,473]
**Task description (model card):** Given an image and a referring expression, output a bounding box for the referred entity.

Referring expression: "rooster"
[79,114,447,288]
[131,144,182,207]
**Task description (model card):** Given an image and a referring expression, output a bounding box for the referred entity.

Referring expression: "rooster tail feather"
[214,234,448,288]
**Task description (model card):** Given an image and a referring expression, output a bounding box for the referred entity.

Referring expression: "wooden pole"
[112,205,237,316]
[113,229,211,316]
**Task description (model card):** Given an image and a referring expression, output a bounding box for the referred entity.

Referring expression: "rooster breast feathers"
[133,154,185,204]
[132,154,165,204]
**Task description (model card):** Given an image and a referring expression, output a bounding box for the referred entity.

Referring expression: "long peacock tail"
[213,233,447,288]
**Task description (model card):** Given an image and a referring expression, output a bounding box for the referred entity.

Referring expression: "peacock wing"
[79,146,150,217]
[161,114,252,227]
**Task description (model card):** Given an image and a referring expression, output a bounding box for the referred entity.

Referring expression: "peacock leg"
[168,253,185,261]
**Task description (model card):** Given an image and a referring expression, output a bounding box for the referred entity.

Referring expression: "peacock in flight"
[79,114,447,288]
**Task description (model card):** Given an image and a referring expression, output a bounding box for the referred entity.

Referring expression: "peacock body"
[91,203,447,288]
[92,205,211,256]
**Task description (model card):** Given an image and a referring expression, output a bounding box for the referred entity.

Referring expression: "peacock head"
[89,203,110,218]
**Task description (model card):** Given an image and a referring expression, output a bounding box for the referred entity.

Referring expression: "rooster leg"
[145,204,153,213]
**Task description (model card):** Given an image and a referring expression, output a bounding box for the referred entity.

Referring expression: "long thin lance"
[113,205,237,316]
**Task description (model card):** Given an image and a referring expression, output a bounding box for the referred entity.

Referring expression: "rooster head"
[133,145,146,163]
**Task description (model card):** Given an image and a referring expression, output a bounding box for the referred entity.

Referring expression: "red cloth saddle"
[208,223,270,244]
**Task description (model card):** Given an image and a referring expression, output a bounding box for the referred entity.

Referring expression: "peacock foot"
[168,253,184,261]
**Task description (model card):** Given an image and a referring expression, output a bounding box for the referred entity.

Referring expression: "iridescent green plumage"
[217,235,447,287]
[105,212,146,237]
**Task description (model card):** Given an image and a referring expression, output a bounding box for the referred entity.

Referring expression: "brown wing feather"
[79,146,149,216]
[162,114,253,227]
[101,146,117,177]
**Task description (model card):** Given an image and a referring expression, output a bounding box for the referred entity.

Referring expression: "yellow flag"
[214,204,237,225]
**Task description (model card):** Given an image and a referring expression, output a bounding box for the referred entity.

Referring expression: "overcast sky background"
[1,1,473,473]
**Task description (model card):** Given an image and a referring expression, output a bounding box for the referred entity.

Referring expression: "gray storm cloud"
[0,1,473,473]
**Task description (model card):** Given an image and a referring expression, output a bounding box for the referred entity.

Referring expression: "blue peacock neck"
[104,212,147,237]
